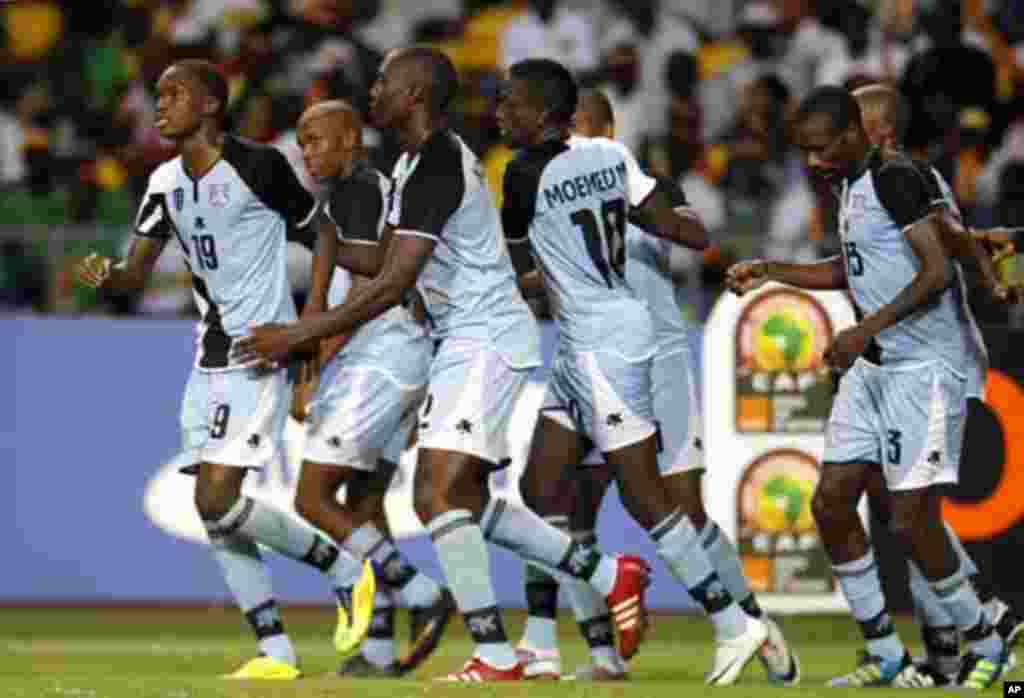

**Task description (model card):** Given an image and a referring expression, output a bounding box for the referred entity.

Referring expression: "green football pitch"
[4,607,1015,697]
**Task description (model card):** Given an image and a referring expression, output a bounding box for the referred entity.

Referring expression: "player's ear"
[202,93,222,120]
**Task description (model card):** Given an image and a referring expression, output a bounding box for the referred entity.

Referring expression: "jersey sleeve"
[134,170,175,239]
[233,139,318,231]
[393,141,464,240]
[501,158,538,244]
[325,174,385,244]
[874,161,931,229]
[611,140,657,208]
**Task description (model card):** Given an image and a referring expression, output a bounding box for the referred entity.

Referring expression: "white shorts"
[824,358,965,491]
[875,360,965,492]
[652,348,704,476]
[542,349,656,454]
[304,362,426,471]
[180,367,290,470]
[417,340,531,466]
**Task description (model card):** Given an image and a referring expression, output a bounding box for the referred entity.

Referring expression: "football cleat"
[706,616,768,685]
[515,645,562,680]
[337,653,400,678]
[957,652,1004,690]
[756,615,800,685]
[828,651,933,688]
[334,559,376,656]
[435,656,524,682]
[605,555,651,661]
[223,656,301,680]
[397,587,456,675]
[988,597,1024,648]
[562,658,628,681]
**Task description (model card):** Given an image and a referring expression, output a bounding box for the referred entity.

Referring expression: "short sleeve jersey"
[838,149,969,369]
[320,162,428,385]
[134,135,317,370]
[388,129,539,369]
[917,161,988,381]
[503,136,656,359]
[625,176,694,355]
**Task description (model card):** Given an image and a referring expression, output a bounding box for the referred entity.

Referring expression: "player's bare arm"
[234,233,434,363]
[517,269,545,299]
[304,216,340,314]
[75,236,167,292]
[332,225,393,278]
[726,256,846,296]
[825,213,951,373]
[932,210,1009,302]
[632,186,709,250]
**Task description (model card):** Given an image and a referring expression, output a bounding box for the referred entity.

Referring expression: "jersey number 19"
[571,197,627,288]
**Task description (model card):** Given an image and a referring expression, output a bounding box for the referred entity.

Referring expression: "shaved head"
[385,46,458,115]
[851,83,909,148]
[299,99,363,141]
[297,99,364,180]
[575,89,615,138]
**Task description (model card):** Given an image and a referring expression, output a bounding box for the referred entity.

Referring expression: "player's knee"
[293,484,322,526]
[194,482,241,522]
[811,480,844,529]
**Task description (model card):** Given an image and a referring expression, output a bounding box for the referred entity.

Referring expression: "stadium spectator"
[500,0,599,76]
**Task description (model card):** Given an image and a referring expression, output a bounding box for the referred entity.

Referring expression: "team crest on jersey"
[209,183,230,207]
[173,187,185,211]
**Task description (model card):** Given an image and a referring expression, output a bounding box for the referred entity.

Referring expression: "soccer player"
[74,60,376,679]
[497,61,771,686]
[289,99,455,677]
[849,83,1022,683]
[234,46,651,683]
[727,85,1007,689]
[512,88,799,684]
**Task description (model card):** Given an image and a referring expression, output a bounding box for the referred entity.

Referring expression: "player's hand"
[320,332,351,365]
[290,356,320,422]
[725,260,769,296]
[75,252,113,289]
[234,323,303,364]
[823,324,872,374]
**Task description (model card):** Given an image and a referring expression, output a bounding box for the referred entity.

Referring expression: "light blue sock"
[833,551,904,663]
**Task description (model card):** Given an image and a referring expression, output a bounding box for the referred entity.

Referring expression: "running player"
[74,60,374,679]
[849,83,1023,683]
[234,47,651,682]
[727,85,1007,689]
[497,60,770,686]
[289,99,455,677]
[513,88,799,685]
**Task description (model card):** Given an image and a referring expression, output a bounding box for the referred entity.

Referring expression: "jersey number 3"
[571,198,627,288]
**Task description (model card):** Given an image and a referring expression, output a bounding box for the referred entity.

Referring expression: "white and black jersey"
[134,135,317,370]
[320,162,428,385]
[387,129,539,369]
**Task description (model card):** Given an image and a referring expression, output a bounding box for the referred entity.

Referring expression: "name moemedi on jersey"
[543,162,628,208]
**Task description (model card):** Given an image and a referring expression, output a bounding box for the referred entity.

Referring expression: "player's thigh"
[417,344,530,467]
[651,349,704,477]
[296,459,359,508]
[180,366,290,471]
[878,363,967,493]
[304,365,424,472]
[552,349,657,455]
[823,360,882,472]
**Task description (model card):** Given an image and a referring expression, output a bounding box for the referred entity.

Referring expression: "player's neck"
[179,126,225,180]
[397,111,446,154]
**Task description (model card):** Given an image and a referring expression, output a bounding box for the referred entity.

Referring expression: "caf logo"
[736,289,833,374]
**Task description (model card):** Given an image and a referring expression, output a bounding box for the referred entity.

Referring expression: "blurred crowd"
[1,0,1023,323]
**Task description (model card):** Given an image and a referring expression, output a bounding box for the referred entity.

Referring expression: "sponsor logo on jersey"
[209,183,230,207]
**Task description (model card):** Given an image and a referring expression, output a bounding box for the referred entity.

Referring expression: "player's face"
[154,68,204,140]
[496,78,543,148]
[297,115,349,181]
[796,112,856,184]
[369,56,407,129]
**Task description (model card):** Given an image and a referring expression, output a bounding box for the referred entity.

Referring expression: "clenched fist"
[75,252,113,289]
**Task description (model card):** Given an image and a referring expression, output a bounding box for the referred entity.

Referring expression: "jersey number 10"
[571,198,627,288]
